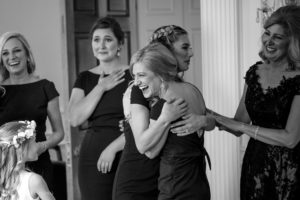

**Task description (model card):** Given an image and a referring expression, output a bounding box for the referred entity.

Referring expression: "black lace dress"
[241,62,300,200]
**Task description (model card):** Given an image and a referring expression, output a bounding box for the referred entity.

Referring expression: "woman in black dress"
[68,17,131,200]
[0,32,65,192]
[209,5,300,200]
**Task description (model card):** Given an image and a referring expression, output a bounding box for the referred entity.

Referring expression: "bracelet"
[254,126,259,140]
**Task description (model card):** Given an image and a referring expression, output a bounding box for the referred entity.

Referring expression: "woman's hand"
[119,119,125,132]
[160,98,188,123]
[98,69,125,91]
[97,146,116,173]
[170,113,207,136]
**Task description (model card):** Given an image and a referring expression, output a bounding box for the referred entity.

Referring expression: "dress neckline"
[2,79,46,86]
[254,64,300,95]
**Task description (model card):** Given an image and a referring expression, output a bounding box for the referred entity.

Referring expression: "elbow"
[283,132,300,149]
[70,119,80,127]
[285,140,299,149]
[145,151,156,159]
[58,131,65,142]
[136,143,147,154]
[69,113,81,127]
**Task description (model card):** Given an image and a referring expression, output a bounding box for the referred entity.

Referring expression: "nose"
[266,36,275,46]
[100,40,106,49]
[189,47,194,57]
[134,78,141,86]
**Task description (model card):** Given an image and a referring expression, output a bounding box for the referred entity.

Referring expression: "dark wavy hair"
[90,16,125,45]
[259,5,300,69]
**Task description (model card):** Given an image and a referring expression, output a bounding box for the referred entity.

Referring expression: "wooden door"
[65,0,137,199]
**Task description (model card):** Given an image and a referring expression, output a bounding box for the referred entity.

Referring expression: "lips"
[265,46,276,53]
[8,61,20,66]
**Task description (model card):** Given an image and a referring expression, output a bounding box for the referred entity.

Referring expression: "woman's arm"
[131,98,188,154]
[37,97,64,155]
[207,83,251,137]
[170,113,216,136]
[217,95,300,148]
[30,173,55,200]
[68,69,125,126]
[97,133,125,173]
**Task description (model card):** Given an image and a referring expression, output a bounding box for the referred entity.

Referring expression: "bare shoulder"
[29,173,53,199]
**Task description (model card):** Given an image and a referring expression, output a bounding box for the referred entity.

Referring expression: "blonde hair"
[0,32,36,82]
[259,5,300,69]
[130,42,181,82]
[0,121,35,199]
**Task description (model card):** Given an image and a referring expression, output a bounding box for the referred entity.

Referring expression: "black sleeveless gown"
[150,99,210,200]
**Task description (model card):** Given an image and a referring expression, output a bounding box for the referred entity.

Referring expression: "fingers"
[97,160,112,173]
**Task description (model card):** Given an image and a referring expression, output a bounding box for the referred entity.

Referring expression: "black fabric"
[74,70,132,128]
[241,62,300,200]
[113,86,159,200]
[151,99,210,200]
[113,121,159,200]
[74,69,131,200]
[0,79,59,191]
[130,85,150,108]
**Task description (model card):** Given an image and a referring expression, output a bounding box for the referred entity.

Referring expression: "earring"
[159,79,167,97]
[117,48,121,57]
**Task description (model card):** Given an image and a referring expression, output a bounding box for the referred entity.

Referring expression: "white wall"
[200,0,262,199]
[0,0,69,137]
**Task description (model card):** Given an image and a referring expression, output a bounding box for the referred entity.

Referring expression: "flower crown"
[149,25,175,43]
[0,120,36,148]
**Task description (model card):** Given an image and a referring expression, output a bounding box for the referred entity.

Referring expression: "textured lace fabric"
[241,62,300,200]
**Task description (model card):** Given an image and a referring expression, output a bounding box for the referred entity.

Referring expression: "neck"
[98,58,123,74]
[268,58,290,72]
[7,73,33,85]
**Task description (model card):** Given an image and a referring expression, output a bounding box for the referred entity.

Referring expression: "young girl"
[0,120,55,200]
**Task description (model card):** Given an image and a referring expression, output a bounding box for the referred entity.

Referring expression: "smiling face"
[1,38,28,77]
[132,62,162,99]
[92,28,120,63]
[262,24,289,63]
[172,34,193,72]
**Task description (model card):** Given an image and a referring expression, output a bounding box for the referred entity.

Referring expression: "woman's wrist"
[40,141,48,153]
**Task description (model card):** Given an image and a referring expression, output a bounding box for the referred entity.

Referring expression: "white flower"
[12,135,20,148]
[18,131,26,138]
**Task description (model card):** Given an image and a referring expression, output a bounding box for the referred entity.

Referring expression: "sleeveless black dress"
[113,85,160,200]
[151,99,210,200]
[0,79,59,191]
[241,62,300,200]
[74,70,131,200]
